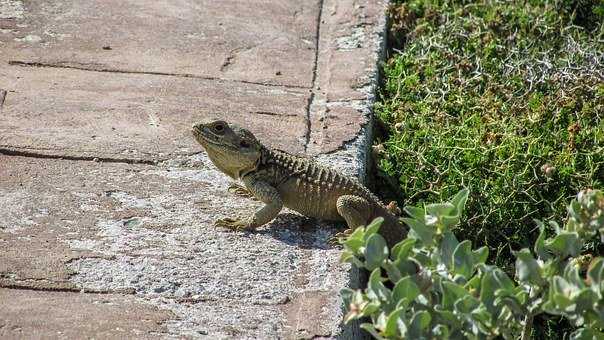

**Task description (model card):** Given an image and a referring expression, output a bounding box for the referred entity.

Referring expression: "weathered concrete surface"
[0,0,389,338]
[0,66,309,160]
[0,0,318,87]
[0,154,347,338]
[307,0,386,156]
[0,288,174,339]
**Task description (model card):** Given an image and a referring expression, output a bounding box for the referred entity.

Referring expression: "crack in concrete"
[303,0,325,153]
[0,89,6,110]
[0,147,159,165]
[0,280,136,295]
[220,54,236,72]
[219,46,249,72]
[8,60,310,90]
[252,110,297,117]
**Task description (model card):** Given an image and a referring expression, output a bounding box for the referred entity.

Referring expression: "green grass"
[374,1,603,336]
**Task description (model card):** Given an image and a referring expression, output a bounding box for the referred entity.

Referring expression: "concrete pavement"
[0,0,387,338]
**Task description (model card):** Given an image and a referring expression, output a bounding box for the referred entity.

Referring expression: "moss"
[375,1,603,332]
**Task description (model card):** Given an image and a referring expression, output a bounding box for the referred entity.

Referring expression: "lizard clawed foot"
[227,183,257,200]
[214,217,254,231]
[328,228,354,246]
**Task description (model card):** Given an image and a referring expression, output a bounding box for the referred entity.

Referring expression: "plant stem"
[521,313,533,340]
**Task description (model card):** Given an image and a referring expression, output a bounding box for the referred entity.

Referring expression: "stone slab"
[0,154,350,338]
[0,0,318,87]
[307,0,386,155]
[0,0,390,338]
[0,288,173,339]
[0,66,309,160]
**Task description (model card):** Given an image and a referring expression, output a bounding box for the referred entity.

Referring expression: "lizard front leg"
[227,182,257,200]
[215,175,283,231]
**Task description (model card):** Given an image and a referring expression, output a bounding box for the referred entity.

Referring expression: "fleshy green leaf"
[533,220,552,260]
[375,312,388,332]
[404,205,426,220]
[570,327,604,340]
[362,301,381,316]
[441,281,470,310]
[450,188,469,215]
[341,288,354,308]
[340,251,365,268]
[342,227,365,253]
[391,238,416,261]
[494,294,525,315]
[408,310,431,338]
[588,258,604,294]
[432,324,450,339]
[384,307,406,338]
[360,323,386,340]
[394,258,420,277]
[550,276,575,310]
[367,268,392,303]
[365,233,389,270]
[454,294,480,314]
[392,276,420,304]
[425,203,456,220]
[382,261,402,283]
[515,249,544,285]
[365,217,384,239]
[452,240,474,279]
[545,232,582,258]
[440,214,461,230]
[402,217,435,246]
[564,263,586,289]
[473,246,489,266]
[480,268,498,313]
[440,231,459,270]
[492,268,516,293]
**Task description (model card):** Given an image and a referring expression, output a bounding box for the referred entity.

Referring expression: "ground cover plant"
[371,0,603,336]
[340,189,604,339]
[375,0,604,280]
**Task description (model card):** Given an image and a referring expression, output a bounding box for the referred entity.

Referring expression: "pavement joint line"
[7,60,312,92]
[252,110,298,117]
[0,147,159,165]
[0,282,136,295]
[303,0,325,153]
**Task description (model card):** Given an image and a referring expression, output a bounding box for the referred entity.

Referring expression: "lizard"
[192,120,407,247]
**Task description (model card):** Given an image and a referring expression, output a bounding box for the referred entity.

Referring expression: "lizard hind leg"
[331,195,373,242]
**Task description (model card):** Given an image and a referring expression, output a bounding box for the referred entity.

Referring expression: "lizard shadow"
[248,213,345,250]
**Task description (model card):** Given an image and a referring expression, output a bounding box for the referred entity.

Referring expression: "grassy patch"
[375,0,603,275]
[375,1,604,336]
[376,0,604,338]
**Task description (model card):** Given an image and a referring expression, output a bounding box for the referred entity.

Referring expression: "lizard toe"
[214,217,253,231]
[328,228,354,246]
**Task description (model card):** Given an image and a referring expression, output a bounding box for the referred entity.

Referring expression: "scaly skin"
[192,120,407,247]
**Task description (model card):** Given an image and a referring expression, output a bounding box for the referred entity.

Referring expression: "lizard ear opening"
[240,140,250,148]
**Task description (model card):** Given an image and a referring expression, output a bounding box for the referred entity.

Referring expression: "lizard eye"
[213,123,224,133]
[240,140,250,148]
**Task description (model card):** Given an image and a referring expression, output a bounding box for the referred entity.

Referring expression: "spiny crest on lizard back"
[262,148,386,208]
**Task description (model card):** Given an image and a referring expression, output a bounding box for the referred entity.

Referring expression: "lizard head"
[192,120,262,179]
